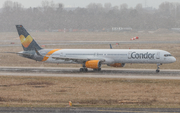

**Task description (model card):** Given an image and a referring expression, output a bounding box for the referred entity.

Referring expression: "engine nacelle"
[84,60,101,69]
[108,63,125,67]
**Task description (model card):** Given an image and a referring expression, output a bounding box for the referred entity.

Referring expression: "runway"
[0,67,180,80]
[1,107,180,113]
[2,40,180,47]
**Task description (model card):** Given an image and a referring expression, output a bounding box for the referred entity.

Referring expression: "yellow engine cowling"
[85,60,101,69]
[108,63,125,67]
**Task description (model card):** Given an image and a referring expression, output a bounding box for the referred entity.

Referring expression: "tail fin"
[16,25,42,51]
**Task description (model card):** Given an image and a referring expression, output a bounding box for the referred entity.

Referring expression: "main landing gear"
[79,67,101,72]
[156,63,162,73]
[80,68,88,72]
[93,68,101,71]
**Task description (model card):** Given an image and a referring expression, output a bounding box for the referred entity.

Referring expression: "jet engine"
[84,60,101,69]
[108,63,125,67]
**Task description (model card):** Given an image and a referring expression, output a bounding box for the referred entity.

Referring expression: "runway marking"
[1,72,180,80]
[0,67,180,80]
[98,110,179,113]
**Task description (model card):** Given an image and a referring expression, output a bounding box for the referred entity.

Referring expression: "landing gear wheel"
[85,68,88,72]
[93,68,101,71]
[80,68,83,72]
[80,68,88,72]
[156,63,162,73]
[156,70,160,73]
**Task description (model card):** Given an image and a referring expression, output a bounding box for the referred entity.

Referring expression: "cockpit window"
[164,54,172,57]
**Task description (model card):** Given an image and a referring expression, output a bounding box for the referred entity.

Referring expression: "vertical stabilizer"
[16,25,42,51]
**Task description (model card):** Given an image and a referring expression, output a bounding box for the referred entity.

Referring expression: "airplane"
[14,25,176,73]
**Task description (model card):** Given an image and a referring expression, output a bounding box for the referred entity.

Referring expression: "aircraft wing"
[52,56,105,63]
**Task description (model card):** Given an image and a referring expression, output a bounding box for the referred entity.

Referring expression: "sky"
[1,0,180,8]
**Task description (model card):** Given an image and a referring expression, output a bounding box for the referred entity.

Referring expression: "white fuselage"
[16,25,176,72]
[43,49,176,64]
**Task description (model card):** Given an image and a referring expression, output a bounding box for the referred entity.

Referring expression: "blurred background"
[0,0,180,33]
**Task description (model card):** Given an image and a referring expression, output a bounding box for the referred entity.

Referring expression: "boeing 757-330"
[14,25,176,73]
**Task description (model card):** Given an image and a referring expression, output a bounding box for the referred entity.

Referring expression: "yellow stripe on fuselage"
[42,49,61,61]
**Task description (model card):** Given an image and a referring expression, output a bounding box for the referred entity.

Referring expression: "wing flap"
[52,56,105,63]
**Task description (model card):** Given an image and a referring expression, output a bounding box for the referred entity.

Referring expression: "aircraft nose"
[172,57,176,63]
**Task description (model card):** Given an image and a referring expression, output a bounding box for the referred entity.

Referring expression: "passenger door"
[156,52,160,59]
[128,51,132,59]
[60,52,66,57]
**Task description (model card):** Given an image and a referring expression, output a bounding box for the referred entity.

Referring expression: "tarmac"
[0,67,180,113]
[0,67,179,80]
[0,107,180,113]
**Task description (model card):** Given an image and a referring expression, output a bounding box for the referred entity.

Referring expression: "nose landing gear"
[156,63,162,73]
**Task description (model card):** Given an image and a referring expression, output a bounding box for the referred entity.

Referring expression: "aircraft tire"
[80,68,83,72]
[93,68,101,71]
[156,70,160,73]
[85,68,88,72]
[80,68,88,72]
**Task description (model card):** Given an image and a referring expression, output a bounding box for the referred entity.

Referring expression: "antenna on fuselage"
[110,44,112,49]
